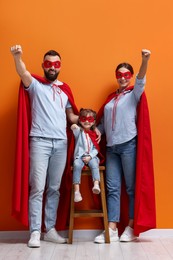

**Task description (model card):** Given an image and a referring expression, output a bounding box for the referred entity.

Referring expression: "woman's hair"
[78,108,97,130]
[115,62,134,75]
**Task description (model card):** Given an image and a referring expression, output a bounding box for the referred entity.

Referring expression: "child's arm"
[71,124,81,138]
[71,124,79,130]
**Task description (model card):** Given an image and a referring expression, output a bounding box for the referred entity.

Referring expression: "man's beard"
[44,69,59,81]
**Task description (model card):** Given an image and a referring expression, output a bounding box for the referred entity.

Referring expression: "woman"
[94,49,156,243]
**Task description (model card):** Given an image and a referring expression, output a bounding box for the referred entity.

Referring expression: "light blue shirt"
[72,126,98,159]
[25,77,72,139]
[98,76,146,146]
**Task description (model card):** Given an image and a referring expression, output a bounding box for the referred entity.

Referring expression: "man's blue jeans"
[29,137,67,233]
[106,137,137,223]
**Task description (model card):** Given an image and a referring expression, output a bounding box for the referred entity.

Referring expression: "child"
[71,108,101,202]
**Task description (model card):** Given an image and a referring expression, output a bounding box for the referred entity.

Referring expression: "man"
[11,45,78,248]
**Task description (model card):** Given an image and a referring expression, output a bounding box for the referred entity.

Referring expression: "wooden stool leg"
[100,170,110,243]
[68,186,74,244]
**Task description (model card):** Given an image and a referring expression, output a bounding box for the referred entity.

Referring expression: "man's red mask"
[43,60,61,69]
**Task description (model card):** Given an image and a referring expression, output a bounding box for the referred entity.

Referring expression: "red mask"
[79,116,95,123]
[43,60,61,69]
[116,71,132,79]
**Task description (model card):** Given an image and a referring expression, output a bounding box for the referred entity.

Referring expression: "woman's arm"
[137,49,151,79]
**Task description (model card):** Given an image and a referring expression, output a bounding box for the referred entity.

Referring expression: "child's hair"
[78,108,97,130]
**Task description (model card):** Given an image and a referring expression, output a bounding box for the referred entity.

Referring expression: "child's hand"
[82,155,91,164]
[71,124,79,130]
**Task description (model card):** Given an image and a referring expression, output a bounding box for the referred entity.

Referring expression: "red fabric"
[12,75,78,230]
[86,130,104,164]
[96,88,156,236]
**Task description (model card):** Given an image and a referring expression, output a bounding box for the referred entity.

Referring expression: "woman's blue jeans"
[106,137,137,223]
[29,137,67,233]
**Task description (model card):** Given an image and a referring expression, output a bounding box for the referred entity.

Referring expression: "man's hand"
[10,44,32,87]
[10,45,23,58]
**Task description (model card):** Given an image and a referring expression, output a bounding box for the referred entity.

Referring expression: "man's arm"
[66,107,79,124]
[137,49,151,79]
[10,45,32,88]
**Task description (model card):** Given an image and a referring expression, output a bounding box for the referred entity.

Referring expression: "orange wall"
[1,0,173,231]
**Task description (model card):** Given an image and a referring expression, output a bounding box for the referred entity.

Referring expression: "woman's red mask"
[116,71,132,79]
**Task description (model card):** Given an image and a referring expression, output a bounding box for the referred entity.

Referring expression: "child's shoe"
[92,183,100,194]
[74,191,82,202]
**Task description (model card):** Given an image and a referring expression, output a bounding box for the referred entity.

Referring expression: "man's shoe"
[74,191,82,202]
[28,231,40,248]
[44,228,67,243]
[94,227,119,243]
[92,184,100,194]
[119,226,137,242]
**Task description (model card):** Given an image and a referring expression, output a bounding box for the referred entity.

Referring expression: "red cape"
[86,130,104,165]
[97,88,156,236]
[12,75,78,230]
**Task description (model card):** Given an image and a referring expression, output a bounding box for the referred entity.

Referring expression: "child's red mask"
[79,116,95,123]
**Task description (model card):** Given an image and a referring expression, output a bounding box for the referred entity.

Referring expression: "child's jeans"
[73,156,100,184]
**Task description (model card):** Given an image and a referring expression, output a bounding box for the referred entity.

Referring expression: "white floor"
[0,230,173,260]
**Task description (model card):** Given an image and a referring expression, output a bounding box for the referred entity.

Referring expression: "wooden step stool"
[68,166,110,243]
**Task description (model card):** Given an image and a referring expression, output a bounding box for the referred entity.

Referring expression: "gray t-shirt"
[98,76,146,146]
[25,77,72,139]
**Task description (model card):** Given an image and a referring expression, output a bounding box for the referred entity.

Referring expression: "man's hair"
[115,62,134,75]
[43,50,61,60]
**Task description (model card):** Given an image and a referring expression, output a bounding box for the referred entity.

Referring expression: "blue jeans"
[106,137,137,223]
[29,137,67,233]
[73,156,100,184]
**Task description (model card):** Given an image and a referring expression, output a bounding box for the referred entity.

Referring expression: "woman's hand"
[142,49,151,61]
[95,127,101,143]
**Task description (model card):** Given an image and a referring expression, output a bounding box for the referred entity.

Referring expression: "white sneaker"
[119,226,137,242]
[44,228,67,243]
[74,191,82,202]
[94,227,119,243]
[28,231,40,248]
[92,184,100,194]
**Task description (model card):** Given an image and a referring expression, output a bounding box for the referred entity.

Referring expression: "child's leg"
[73,158,84,202]
[74,183,80,192]
[88,157,100,182]
[73,158,84,185]
[88,157,100,194]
